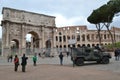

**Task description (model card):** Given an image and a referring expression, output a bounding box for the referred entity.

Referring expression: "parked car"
[71,47,112,66]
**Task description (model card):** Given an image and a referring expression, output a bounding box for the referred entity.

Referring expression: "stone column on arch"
[31,36,34,53]
[21,24,26,55]
[2,22,11,56]
[39,26,42,49]
[51,28,55,48]
[41,25,45,48]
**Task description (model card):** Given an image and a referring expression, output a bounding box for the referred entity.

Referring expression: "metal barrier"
[2,48,71,57]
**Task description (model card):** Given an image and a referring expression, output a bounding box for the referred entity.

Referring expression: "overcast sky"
[0,0,120,38]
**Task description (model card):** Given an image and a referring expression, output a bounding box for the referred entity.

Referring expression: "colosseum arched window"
[77,35,80,41]
[59,36,62,42]
[72,35,75,39]
[104,34,106,39]
[56,36,58,41]
[67,35,70,40]
[82,34,85,41]
[63,35,66,42]
[87,34,90,41]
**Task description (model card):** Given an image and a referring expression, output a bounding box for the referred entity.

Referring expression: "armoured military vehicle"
[71,47,112,66]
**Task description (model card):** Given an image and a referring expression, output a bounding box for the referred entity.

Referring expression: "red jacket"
[14,58,19,64]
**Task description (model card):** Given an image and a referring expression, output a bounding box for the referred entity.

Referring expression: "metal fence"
[2,47,71,57]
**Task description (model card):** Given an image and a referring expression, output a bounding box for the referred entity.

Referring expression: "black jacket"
[21,56,28,66]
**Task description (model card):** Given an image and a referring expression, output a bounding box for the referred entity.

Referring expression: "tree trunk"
[105,24,115,50]
[96,24,102,46]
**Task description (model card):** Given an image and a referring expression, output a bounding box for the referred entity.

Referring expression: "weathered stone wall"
[2,7,55,27]
[1,7,56,56]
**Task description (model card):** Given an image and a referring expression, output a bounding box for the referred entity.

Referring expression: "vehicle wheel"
[102,57,109,64]
[75,58,84,66]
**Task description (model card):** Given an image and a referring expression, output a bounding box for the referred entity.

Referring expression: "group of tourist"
[12,51,67,72]
[114,48,120,61]
[12,47,120,72]
[14,54,28,72]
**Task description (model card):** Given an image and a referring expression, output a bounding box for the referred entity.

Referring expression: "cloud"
[111,16,120,27]
[0,0,119,36]
[54,14,88,27]
[54,14,97,30]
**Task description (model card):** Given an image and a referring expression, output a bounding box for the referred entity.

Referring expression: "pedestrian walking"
[14,55,19,72]
[7,54,10,62]
[66,51,70,57]
[117,48,120,60]
[21,54,28,72]
[114,48,119,61]
[59,52,64,65]
[10,55,13,62]
[33,53,37,66]
[38,53,41,57]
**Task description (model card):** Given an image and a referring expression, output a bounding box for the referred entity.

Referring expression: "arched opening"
[63,45,66,52]
[72,44,76,48]
[68,45,70,48]
[87,44,90,47]
[82,34,85,41]
[10,39,19,55]
[92,44,95,48]
[82,44,86,47]
[56,36,58,41]
[25,31,40,54]
[45,39,51,57]
[63,35,66,42]
[46,40,51,48]
[77,35,80,41]
[77,44,81,47]
[87,34,90,41]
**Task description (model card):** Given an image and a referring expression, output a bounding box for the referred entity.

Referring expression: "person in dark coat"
[114,48,119,61]
[14,55,19,72]
[21,54,28,72]
[59,52,64,65]
[118,49,120,60]
[66,52,70,57]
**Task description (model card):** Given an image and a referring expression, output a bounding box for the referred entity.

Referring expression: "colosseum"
[54,26,120,49]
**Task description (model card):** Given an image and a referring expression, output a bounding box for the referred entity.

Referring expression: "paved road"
[0,55,120,80]
[0,55,120,73]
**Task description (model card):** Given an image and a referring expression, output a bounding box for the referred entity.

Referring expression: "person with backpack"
[14,55,19,72]
[59,52,64,65]
[21,54,28,72]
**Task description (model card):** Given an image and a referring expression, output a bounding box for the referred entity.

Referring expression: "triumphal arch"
[1,7,56,56]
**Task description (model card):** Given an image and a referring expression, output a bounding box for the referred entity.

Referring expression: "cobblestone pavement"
[0,55,120,80]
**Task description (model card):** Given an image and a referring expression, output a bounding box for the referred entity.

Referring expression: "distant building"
[54,26,120,50]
